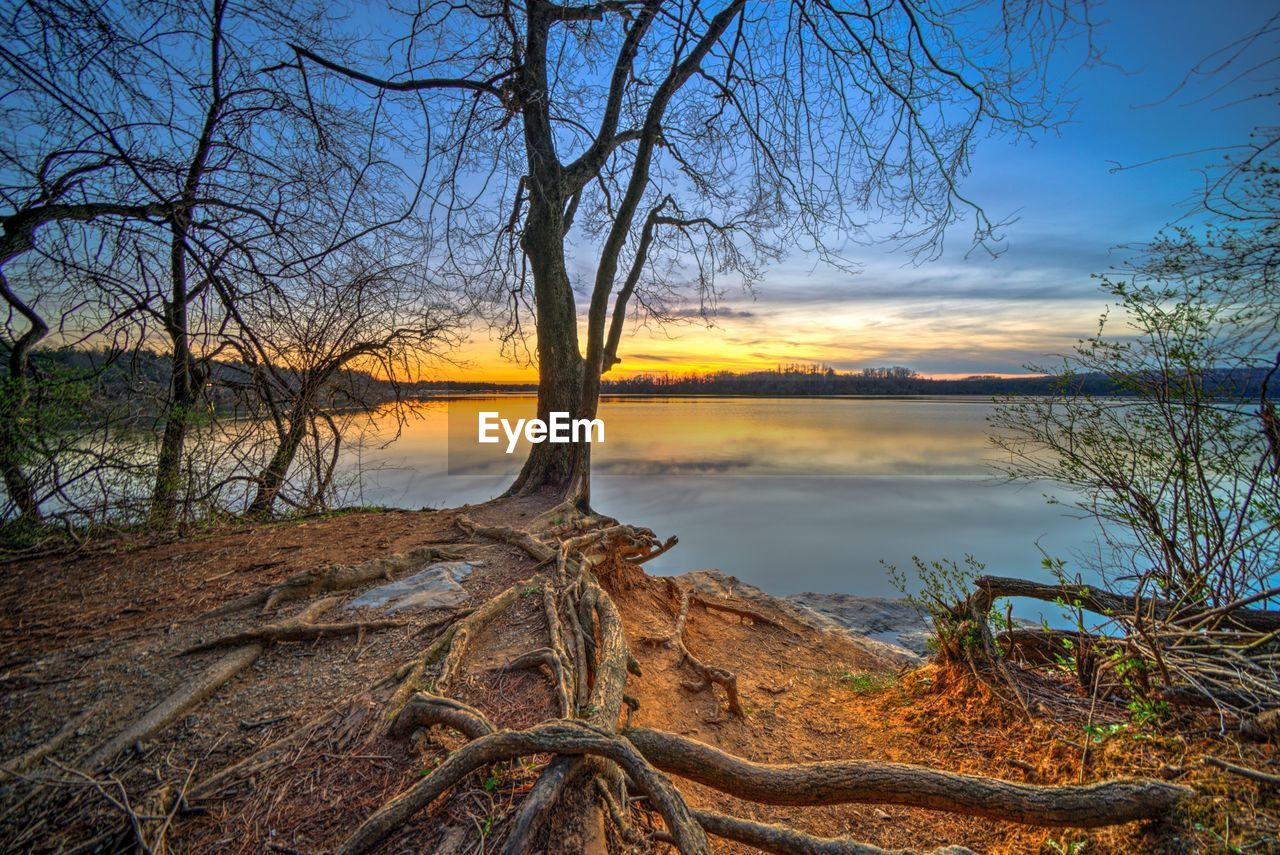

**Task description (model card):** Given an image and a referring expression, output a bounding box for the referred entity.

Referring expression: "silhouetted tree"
[298,0,1094,504]
[0,0,426,528]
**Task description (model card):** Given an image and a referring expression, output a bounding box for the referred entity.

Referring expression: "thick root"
[623,727,1192,827]
[387,692,495,741]
[86,597,340,771]
[456,515,557,563]
[336,722,710,855]
[690,810,974,855]
[501,755,579,855]
[387,578,533,716]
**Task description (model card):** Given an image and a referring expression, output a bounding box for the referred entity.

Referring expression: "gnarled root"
[337,721,710,855]
[387,692,495,741]
[205,546,467,617]
[623,727,1193,827]
[387,578,534,716]
[643,580,745,716]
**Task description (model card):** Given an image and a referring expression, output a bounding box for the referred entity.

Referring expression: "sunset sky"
[443,1,1276,382]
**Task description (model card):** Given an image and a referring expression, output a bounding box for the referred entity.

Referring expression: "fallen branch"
[1241,708,1280,742]
[973,576,1280,633]
[1204,755,1280,786]
[623,727,1192,826]
[86,597,340,771]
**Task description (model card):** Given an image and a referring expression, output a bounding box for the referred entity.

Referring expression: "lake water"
[345,396,1089,600]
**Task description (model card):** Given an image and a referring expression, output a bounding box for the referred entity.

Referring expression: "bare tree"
[215,250,460,517]
[295,0,1094,504]
[0,0,427,528]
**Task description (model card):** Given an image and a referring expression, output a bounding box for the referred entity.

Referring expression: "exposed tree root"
[72,512,1204,855]
[492,647,572,718]
[180,618,405,654]
[689,809,974,855]
[542,584,575,718]
[501,755,578,855]
[690,594,786,630]
[642,580,744,716]
[529,499,582,530]
[387,691,495,742]
[622,727,1192,826]
[337,698,1186,855]
[86,597,340,771]
[386,578,533,715]
[628,534,678,565]
[336,721,711,855]
[205,546,466,617]
[456,515,556,563]
[1,706,96,776]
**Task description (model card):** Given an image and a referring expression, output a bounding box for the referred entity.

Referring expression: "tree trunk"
[149,227,199,528]
[0,245,48,524]
[0,399,41,523]
[248,401,310,517]
[507,196,592,504]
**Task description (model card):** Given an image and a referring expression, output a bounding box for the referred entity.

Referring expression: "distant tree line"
[597,365,1275,398]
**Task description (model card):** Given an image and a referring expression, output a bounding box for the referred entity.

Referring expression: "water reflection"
[442,396,998,478]
[350,396,1084,600]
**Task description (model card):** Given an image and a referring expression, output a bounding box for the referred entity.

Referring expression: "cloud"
[665,305,757,319]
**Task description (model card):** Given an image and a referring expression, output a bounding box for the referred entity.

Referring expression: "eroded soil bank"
[1,501,1275,853]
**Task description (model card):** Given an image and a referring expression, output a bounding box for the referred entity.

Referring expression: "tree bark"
[148,0,226,528]
[506,188,590,502]
[248,399,310,517]
[149,225,204,528]
[624,727,1191,827]
[0,238,49,523]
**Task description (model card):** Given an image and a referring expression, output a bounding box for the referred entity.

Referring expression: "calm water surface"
[349,396,1086,599]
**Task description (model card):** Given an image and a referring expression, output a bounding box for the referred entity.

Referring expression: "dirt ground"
[1,501,1276,854]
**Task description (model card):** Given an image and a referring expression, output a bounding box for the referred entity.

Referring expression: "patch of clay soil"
[1,501,1276,854]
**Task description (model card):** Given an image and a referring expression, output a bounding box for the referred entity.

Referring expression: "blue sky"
[559,0,1279,379]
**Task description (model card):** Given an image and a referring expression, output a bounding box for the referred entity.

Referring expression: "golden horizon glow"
[423,298,1097,383]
